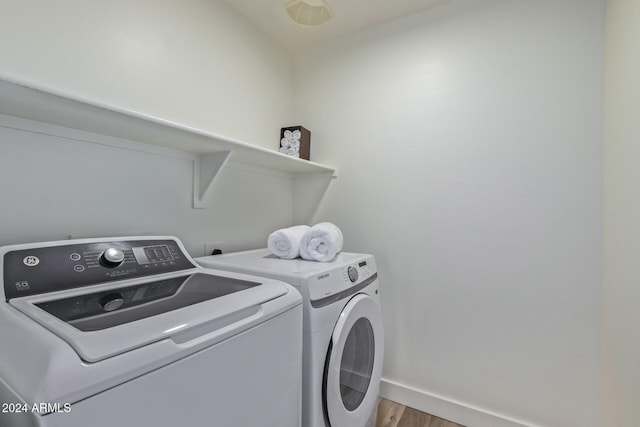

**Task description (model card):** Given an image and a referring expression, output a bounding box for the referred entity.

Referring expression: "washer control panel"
[2,238,196,300]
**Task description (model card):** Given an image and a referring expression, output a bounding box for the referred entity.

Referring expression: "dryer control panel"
[307,255,377,308]
[2,238,196,300]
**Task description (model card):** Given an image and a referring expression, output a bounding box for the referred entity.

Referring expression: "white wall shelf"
[0,77,336,210]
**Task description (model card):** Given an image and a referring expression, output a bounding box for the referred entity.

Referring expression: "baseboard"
[379,378,540,427]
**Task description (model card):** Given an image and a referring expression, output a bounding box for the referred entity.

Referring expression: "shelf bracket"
[193,151,232,209]
[292,171,336,224]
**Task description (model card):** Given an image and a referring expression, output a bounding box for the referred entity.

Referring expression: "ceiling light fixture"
[284,0,334,27]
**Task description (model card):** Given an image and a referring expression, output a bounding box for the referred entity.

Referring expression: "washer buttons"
[70,253,81,261]
[74,265,85,272]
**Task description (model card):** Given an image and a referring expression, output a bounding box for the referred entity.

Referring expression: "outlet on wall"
[204,242,223,256]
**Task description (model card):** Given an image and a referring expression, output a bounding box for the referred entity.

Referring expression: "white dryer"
[197,249,384,427]
[0,237,302,427]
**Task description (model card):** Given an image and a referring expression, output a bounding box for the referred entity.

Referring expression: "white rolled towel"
[300,222,344,262]
[267,225,310,259]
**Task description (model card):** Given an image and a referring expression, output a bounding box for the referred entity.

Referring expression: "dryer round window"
[339,316,375,411]
[324,293,383,427]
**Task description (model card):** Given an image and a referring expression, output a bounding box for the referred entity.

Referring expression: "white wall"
[293,1,604,426]
[603,0,640,425]
[0,0,296,254]
[0,116,294,256]
[0,0,292,148]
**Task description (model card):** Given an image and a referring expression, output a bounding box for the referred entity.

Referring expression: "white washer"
[0,236,302,427]
[196,249,384,427]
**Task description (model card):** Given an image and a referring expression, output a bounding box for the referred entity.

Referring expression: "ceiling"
[225,0,450,51]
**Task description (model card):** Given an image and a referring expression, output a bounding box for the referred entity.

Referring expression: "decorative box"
[280,126,310,160]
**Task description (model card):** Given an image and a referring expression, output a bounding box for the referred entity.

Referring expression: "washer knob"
[100,248,125,267]
[347,266,359,283]
[100,293,124,312]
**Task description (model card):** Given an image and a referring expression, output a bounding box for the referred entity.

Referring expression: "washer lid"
[9,269,290,362]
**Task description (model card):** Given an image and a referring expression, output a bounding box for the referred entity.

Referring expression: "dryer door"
[324,293,384,427]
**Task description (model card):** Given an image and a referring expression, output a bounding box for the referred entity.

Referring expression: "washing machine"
[196,248,384,427]
[0,236,302,427]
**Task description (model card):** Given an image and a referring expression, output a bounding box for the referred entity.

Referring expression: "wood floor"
[376,398,465,427]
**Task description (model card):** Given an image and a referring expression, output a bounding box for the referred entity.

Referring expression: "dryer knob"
[100,248,125,267]
[347,266,359,283]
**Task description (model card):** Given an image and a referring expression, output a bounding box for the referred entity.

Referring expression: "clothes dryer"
[197,249,384,427]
